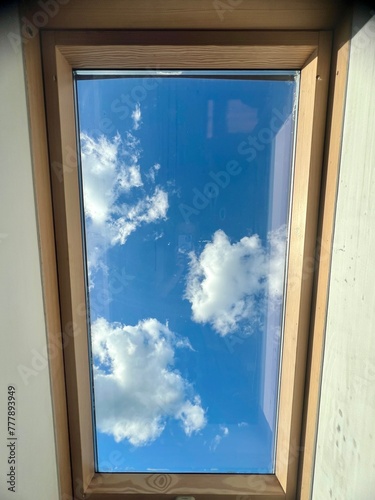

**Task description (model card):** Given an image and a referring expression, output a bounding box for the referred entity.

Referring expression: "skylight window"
[74,70,299,474]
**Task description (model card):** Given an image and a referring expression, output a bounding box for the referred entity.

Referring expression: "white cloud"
[80,132,123,226]
[210,425,229,451]
[238,421,248,428]
[177,398,206,436]
[91,317,206,446]
[132,102,142,130]
[184,227,287,336]
[147,163,161,183]
[110,187,168,246]
[154,231,164,241]
[118,164,143,192]
[79,132,168,276]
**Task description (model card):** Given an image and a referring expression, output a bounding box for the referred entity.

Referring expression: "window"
[25,8,345,497]
[74,69,298,475]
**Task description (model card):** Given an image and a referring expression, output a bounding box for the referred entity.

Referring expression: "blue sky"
[75,71,297,473]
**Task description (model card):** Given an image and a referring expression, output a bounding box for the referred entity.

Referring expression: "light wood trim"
[21,0,344,30]
[53,30,319,70]
[86,472,284,499]
[275,32,332,499]
[83,493,283,500]
[38,28,334,499]
[59,45,314,70]
[298,12,352,500]
[22,32,73,499]
[52,30,320,46]
[41,31,95,492]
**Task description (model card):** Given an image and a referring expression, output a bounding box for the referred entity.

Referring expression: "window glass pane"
[74,70,299,473]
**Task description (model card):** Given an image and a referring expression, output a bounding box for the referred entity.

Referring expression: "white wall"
[0,5,59,499]
[312,7,375,500]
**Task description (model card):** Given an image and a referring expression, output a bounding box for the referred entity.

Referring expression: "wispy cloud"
[132,102,142,130]
[210,425,229,452]
[110,186,168,246]
[92,317,206,446]
[184,226,287,336]
[146,163,161,183]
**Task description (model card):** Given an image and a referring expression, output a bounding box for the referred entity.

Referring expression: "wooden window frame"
[22,3,351,499]
[39,29,329,500]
